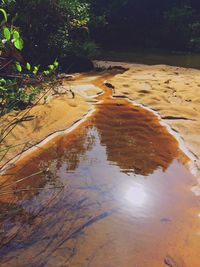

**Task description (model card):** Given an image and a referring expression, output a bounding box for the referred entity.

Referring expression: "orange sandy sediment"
[0,73,106,170]
[95,60,200,192]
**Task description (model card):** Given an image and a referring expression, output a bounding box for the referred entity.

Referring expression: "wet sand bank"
[94,60,200,193]
[0,73,109,170]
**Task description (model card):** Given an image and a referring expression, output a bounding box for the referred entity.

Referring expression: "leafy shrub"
[0,8,59,115]
[5,0,96,65]
[0,78,41,115]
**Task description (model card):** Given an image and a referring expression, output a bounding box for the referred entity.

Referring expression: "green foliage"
[0,0,15,8]
[0,16,24,51]
[15,61,22,72]
[43,60,59,76]
[12,29,23,50]
[164,5,200,51]
[0,8,32,114]
[164,7,189,49]
[3,27,10,40]
[0,77,41,115]
[32,66,39,75]
[0,8,59,115]
[59,0,90,27]
[48,24,97,59]
[2,0,200,55]
[26,62,31,71]
[88,0,200,53]
[5,0,95,64]
[0,8,7,22]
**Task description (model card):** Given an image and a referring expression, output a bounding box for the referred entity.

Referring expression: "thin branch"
[0,186,64,196]
[0,170,45,191]
[0,59,14,71]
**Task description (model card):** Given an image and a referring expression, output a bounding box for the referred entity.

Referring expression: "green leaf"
[3,27,11,41]
[49,64,54,70]
[14,38,23,50]
[0,78,6,85]
[54,60,59,68]
[13,30,20,40]
[0,9,7,22]
[33,66,39,75]
[15,62,22,72]
[0,86,7,91]
[44,70,50,76]
[26,62,31,71]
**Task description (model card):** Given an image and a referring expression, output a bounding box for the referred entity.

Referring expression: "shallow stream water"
[0,72,199,267]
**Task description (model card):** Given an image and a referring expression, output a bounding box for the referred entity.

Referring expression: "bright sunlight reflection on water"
[125,186,147,207]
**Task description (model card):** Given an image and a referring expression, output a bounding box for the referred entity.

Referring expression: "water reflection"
[0,86,199,266]
[93,100,180,175]
[125,185,147,207]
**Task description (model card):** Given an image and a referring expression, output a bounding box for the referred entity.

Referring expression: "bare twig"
[0,170,45,191]
[0,59,14,71]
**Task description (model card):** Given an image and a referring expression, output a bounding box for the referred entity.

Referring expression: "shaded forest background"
[1,0,200,70]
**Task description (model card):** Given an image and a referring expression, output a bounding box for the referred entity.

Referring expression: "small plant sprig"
[0,8,23,50]
[14,59,59,76]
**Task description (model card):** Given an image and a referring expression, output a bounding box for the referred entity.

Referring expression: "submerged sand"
[94,61,200,191]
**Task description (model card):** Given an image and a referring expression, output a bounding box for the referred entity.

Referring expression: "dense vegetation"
[2,0,97,71]
[0,0,200,115]
[2,0,200,65]
[89,0,200,52]
[0,7,59,115]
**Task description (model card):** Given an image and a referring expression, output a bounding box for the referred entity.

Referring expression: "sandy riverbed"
[94,61,200,193]
[1,61,200,194]
[0,73,102,170]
